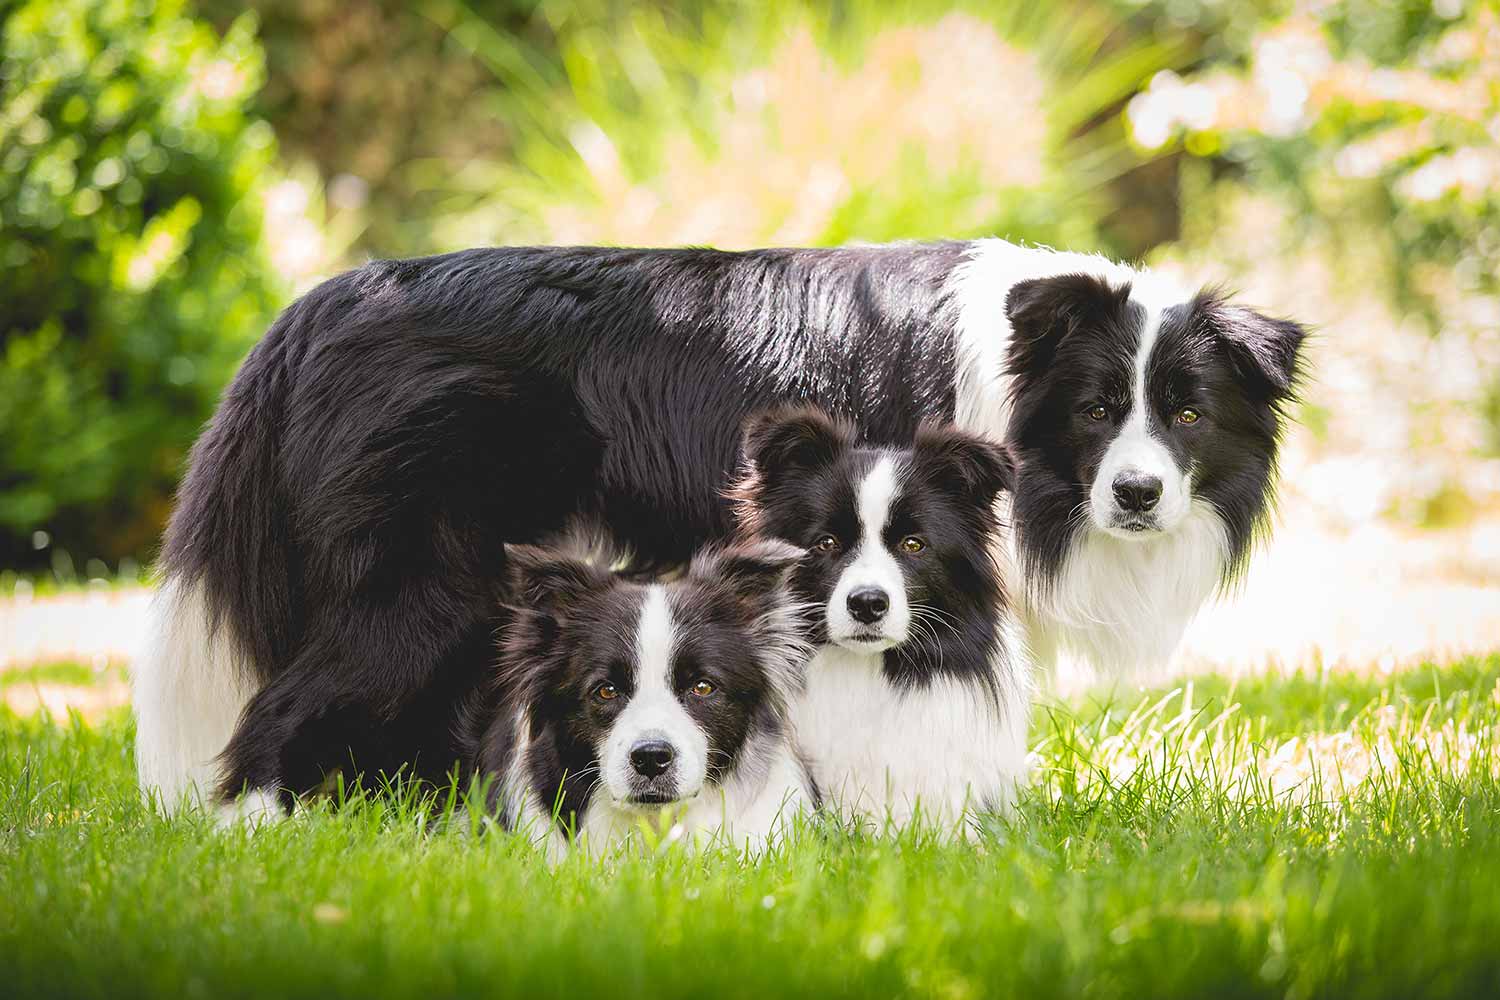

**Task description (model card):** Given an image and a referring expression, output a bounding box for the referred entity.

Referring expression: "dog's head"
[499,538,806,829]
[734,406,1013,687]
[1003,273,1306,580]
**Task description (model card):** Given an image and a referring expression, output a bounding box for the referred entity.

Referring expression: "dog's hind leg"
[211,563,497,815]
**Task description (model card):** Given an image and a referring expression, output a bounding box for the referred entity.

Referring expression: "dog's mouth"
[624,790,680,806]
[616,786,704,811]
[1107,514,1161,536]
[832,629,902,653]
[612,774,701,809]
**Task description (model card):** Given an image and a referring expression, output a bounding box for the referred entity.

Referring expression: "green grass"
[0,565,150,598]
[3,655,1498,999]
[0,660,126,688]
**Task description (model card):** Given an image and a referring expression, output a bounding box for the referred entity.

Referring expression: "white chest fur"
[791,645,1029,833]
[1023,504,1230,673]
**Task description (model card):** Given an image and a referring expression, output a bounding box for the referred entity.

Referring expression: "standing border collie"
[461,536,815,857]
[734,407,1027,830]
[133,239,1304,813]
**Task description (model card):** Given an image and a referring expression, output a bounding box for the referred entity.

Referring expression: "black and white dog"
[1001,268,1305,668]
[734,407,1027,830]
[461,536,815,856]
[133,239,1304,813]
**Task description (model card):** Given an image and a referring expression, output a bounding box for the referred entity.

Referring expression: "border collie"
[733,407,1027,830]
[133,239,1304,813]
[999,268,1305,669]
[462,537,814,856]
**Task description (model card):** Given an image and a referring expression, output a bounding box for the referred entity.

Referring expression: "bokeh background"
[3,0,1498,685]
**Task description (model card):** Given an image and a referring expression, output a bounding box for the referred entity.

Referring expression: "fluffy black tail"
[158,276,356,685]
[136,280,360,811]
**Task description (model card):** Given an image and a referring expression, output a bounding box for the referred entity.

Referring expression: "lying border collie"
[734,407,1028,830]
[134,239,1304,812]
[461,536,815,856]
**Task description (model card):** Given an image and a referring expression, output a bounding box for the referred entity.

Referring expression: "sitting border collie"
[461,536,815,856]
[133,239,1304,813]
[733,407,1027,830]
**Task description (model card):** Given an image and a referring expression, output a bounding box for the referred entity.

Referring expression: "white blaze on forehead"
[1090,299,1192,533]
[1115,301,1173,471]
[827,454,911,648]
[600,584,709,802]
[1132,300,1164,407]
[634,584,675,682]
[858,454,901,538]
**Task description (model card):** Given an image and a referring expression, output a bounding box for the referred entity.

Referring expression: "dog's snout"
[629,739,675,778]
[847,587,889,625]
[1112,472,1162,512]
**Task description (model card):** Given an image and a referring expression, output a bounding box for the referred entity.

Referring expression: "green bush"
[417,1,1186,256]
[0,0,283,570]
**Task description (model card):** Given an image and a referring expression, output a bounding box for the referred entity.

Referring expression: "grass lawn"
[2,655,1498,999]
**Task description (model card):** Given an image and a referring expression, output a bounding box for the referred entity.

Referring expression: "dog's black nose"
[629,740,675,778]
[1112,472,1162,512]
[847,587,889,625]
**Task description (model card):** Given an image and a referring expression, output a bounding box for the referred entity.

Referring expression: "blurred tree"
[196,0,539,256]
[1125,0,1500,312]
[0,0,283,570]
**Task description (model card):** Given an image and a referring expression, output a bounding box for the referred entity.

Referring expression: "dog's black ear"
[1005,272,1134,376]
[913,423,1015,510]
[504,544,608,618]
[1198,293,1307,404]
[689,537,804,600]
[739,405,853,484]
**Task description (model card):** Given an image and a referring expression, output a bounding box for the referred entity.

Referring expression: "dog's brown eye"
[1087,405,1108,421]
[813,535,840,553]
[595,682,619,702]
[900,536,926,554]
[690,679,715,697]
[1178,408,1200,425]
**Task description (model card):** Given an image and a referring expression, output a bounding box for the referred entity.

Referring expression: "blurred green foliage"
[409,1,1186,255]
[197,0,1190,259]
[1125,0,1500,310]
[194,0,533,256]
[0,0,283,567]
